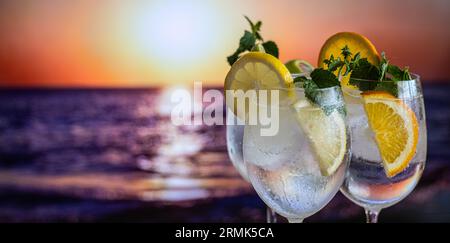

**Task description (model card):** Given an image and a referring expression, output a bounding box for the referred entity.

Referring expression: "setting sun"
[0,0,449,87]
[132,1,220,65]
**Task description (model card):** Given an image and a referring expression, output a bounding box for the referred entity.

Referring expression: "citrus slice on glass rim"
[362,91,419,177]
[318,32,380,90]
[293,100,347,176]
[224,52,294,121]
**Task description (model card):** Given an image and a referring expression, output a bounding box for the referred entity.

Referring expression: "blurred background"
[0,0,449,222]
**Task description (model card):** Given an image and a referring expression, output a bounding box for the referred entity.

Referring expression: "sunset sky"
[0,0,449,88]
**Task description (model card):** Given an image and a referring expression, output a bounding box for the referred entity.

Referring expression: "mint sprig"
[227,16,279,66]
[349,58,400,97]
[323,45,361,78]
[386,64,412,81]
[322,47,412,97]
[349,58,380,91]
[227,31,256,65]
[379,52,389,81]
[262,41,279,59]
[244,16,263,41]
[293,45,412,114]
[294,69,345,116]
[310,68,340,88]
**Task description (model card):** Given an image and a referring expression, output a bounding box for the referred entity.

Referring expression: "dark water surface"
[0,85,449,222]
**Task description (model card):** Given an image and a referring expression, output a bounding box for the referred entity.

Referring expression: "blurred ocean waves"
[0,85,449,222]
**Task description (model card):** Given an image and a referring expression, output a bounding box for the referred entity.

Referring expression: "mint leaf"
[244,16,263,41]
[310,68,340,88]
[293,76,308,84]
[227,30,256,65]
[253,23,263,40]
[403,67,412,80]
[348,56,400,96]
[386,64,403,81]
[320,45,413,98]
[262,41,279,58]
[374,82,398,97]
[303,77,344,116]
[227,53,240,66]
[254,21,262,31]
[324,55,345,72]
[350,58,379,80]
[296,69,344,116]
[349,58,379,91]
[379,52,389,81]
[348,52,412,96]
[302,78,320,105]
[251,43,266,52]
[322,47,360,78]
[228,17,279,65]
[341,45,352,59]
[387,64,411,81]
[240,30,256,49]
[351,52,361,63]
[244,16,254,29]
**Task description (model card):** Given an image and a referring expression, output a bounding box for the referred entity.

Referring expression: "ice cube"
[347,102,382,162]
[243,109,308,171]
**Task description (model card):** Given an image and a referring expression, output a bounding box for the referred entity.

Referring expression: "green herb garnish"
[227,16,279,66]
[323,45,361,78]
[294,69,345,116]
[322,47,412,97]
[310,68,340,88]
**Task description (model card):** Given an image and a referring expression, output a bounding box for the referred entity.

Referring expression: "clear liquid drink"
[340,77,427,222]
[243,87,350,222]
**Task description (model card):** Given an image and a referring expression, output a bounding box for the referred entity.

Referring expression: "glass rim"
[348,72,420,83]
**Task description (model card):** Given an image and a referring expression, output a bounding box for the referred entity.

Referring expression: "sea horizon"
[0,84,449,222]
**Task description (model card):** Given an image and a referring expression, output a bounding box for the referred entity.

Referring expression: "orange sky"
[0,0,449,88]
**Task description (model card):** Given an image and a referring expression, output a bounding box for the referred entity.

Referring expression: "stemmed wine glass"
[242,85,351,223]
[226,110,278,223]
[340,74,427,223]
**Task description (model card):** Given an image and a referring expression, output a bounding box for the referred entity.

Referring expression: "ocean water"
[0,85,449,222]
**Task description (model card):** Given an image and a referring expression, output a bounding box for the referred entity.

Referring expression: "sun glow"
[2,1,445,87]
[130,1,221,69]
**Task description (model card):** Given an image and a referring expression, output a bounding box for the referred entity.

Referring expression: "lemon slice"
[293,100,347,176]
[318,32,380,90]
[362,91,419,177]
[224,52,294,120]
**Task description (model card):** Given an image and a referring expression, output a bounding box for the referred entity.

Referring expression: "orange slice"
[362,91,419,177]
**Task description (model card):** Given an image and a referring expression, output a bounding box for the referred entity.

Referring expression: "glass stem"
[266,207,277,223]
[365,209,380,223]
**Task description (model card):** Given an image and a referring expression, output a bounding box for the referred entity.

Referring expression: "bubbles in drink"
[341,91,427,210]
[226,121,248,181]
[244,107,349,220]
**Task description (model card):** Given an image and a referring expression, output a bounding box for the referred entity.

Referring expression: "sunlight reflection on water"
[0,88,245,204]
[1,86,448,222]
